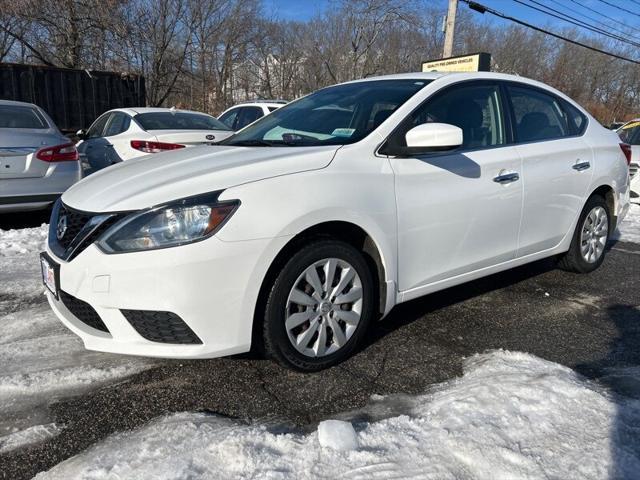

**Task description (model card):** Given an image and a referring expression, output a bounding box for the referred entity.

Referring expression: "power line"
[461,0,640,65]
[594,0,640,19]
[511,0,640,48]
[546,0,640,42]
[565,0,640,30]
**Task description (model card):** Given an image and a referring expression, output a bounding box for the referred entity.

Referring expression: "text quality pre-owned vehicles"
[0,100,81,212]
[617,119,639,200]
[42,72,631,371]
[77,107,233,172]
[218,100,287,131]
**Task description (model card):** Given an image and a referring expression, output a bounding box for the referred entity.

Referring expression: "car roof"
[0,99,41,109]
[108,107,215,117]
[344,71,546,85]
[229,102,286,108]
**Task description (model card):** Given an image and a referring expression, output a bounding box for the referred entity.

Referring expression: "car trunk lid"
[0,130,63,179]
[149,129,234,146]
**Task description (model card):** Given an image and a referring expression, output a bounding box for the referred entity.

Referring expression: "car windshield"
[135,112,231,131]
[0,105,48,129]
[618,121,640,145]
[221,79,431,147]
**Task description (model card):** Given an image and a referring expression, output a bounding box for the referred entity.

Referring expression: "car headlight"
[97,192,239,253]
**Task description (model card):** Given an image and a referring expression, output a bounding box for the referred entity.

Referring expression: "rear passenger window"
[507,85,570,142]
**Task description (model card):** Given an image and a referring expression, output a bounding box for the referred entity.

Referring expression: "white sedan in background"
[218,101,287,131]
[77,108,233,172]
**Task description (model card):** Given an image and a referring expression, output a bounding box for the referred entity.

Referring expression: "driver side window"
[385,82,505,153]
[87,113,111,139]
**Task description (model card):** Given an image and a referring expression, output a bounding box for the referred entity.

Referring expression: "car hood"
[62,144,340,212]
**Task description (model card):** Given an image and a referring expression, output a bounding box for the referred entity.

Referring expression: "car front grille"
[49,200,126,261]
[59,290,110,333]
[121,310,202,344]
[57,205,92,250]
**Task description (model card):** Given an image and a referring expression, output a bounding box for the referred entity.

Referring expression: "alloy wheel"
[284,258,363,358]
[580,206,608,263]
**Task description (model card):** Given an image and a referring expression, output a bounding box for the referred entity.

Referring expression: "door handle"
[105,144,114,148]
[572,161,590,171]
[493,172,520,184]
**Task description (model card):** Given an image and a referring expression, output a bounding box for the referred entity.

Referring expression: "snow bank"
[614,203,640,244]
[37,351,640,480]
[0,224,48,315]
[0,224,48,258]
[0,423,60,454]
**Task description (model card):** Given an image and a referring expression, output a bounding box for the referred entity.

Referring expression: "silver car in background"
[0,100,81,212]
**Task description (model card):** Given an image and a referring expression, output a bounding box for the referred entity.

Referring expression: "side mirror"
[76,129,87,140]
[404,123,462,154]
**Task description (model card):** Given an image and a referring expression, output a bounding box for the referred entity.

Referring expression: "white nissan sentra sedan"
[41,72,631,371]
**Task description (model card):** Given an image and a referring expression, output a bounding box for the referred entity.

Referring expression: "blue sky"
[263,0,640,39]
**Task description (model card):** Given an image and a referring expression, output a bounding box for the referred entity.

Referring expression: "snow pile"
[38,351,640,480]
[0,224,49,315]
[0,423,60,454]
[0,224,48,258]
[614,203,640,244]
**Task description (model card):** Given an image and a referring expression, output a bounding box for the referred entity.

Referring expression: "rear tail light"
[36,143,79,162]
[620,143,632,166]
[131,140,185,153]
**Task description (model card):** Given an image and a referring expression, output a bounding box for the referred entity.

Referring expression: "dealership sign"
[422,52,491,73]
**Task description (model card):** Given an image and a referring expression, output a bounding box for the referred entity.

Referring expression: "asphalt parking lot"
[1,215,639,479]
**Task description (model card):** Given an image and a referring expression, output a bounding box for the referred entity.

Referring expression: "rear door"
[505,82,593,256]
[0,104,61,179]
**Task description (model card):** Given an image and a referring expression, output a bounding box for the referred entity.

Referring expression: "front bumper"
[45,233,290,359]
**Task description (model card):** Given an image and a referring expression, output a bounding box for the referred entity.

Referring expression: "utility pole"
[443,0,458,58]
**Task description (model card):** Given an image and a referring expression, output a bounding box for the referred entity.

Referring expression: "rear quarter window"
[561,100,588,135]
[0,105,48,129]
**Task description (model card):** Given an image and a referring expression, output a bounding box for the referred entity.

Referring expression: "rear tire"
[558,195,610,273]
[262,239,375,372]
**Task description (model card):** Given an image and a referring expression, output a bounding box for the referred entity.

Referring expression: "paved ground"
[1,212,639,479]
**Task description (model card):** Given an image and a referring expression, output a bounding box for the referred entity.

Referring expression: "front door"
[388,81,523,292]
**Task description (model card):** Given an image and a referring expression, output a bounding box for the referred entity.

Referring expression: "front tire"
[263,239,375,372]
[558,195,611,273]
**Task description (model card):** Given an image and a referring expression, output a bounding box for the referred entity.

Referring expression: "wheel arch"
[589,184,616,225]
[251,220,391,352]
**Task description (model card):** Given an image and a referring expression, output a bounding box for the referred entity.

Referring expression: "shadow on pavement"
[577,304,640,477]
[0,208,51,230]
